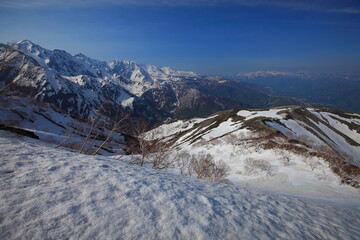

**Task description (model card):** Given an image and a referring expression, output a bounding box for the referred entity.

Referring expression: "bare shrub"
[256,129,273,139]
[149,143,174,170]
[174,151,193,176]
[237,132,247,141]
[62,141,82,151]
[84,131,101,154]
[262,140,279,150]
[213,160,231,183]
[223,134,237,144]
[309,159,320,170]
[128,118,152,166]
[189,151,230,183]
[210,138,222,146]
[297,135,314,146]
[312,145,339,160]
[79,116,98,153]
[193,138,208,147]
[310,144,360,188]
[252,141,262,152]
[223,132,249,146]
[56,126,83,148]
[244,158,271,175]
[280,151,292,166]
[172,150,230,183]
[190,152,216,180]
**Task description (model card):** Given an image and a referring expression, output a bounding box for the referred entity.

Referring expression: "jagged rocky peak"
[16,39,38,49]
[14,40,51,59]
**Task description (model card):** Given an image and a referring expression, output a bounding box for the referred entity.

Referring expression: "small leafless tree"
[244,158,271,175]
[191,152,215,180]
[280,151,292,166]
[174,151,193,175]
[92,110,129,155]
[85,131,101,154]
[149,142,174,169]
[129,118,151,166]
[212,160,231,183]
[56,126,83,149]
[79,116,99,154]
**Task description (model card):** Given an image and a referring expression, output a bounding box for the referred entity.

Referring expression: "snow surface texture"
[1,132,360,240]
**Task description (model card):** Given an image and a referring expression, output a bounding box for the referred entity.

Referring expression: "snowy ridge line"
[14,40,198,93]
[154,106,360,156]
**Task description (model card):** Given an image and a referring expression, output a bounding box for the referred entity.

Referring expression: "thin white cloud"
[327,8,360,14]
[1,0,359,15]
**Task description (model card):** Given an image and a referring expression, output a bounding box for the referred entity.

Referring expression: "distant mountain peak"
[16,39,35,45]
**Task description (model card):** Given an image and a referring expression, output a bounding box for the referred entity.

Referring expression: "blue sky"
[0,0,359,75]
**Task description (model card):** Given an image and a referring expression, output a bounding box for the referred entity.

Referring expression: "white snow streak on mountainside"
[309,110,360,144]
[265,120,325,145]
[202,119,242,140]
[1,132,360,240]
[237,108,289,120]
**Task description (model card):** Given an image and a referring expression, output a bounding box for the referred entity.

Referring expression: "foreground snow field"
[1,132,360,239]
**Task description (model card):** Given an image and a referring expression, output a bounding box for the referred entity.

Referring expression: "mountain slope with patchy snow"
[149,106,360,197]
[1,132,360,239]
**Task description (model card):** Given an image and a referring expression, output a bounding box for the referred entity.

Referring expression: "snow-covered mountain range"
[0,40,307,122]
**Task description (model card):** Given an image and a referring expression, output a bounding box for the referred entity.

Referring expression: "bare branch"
[79,116,98,153]
[92,110,129,155]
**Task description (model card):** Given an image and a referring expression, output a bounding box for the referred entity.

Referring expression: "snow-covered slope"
[1,132,360,239]
[0,95,126,155]
[149,106,360,196]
